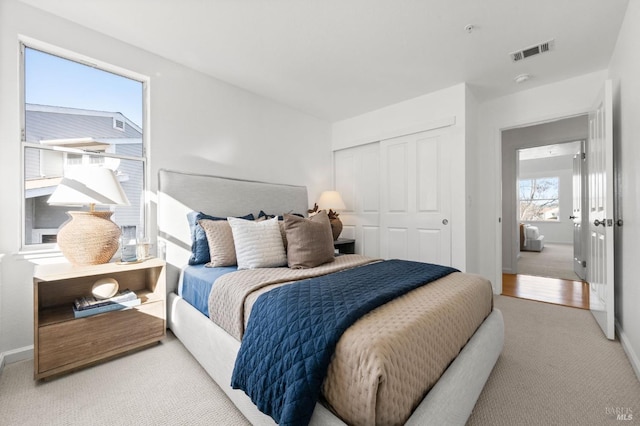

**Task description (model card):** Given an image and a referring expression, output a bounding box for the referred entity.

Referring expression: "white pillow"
[227,216,287,269]
[525,225,540,240]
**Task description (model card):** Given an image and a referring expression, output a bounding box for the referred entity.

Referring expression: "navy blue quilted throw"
[231,259,458,426]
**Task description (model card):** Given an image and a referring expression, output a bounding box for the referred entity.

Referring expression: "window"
[21,44,146,247]
[519,177,559,221]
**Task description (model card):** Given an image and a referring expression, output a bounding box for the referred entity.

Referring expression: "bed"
[158,169,504,426]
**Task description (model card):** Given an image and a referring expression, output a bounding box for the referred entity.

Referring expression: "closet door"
[380,129,452,265]
[334,143,380,258]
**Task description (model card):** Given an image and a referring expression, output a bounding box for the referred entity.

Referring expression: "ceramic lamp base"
[57,211,121,265]
[330,218,343,241]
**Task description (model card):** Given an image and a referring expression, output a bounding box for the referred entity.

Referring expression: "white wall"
[332,84,464,151]
[474,70,606,289]
[607,0,640,379]
[0,0,331,356]
[331,84,469,272]
[465,86,480,274]
[519,155,575,244]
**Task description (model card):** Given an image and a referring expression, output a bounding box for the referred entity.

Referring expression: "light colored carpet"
[468,296,640,425]
[1,297,639,425]
[518,242,582,281]
[0,332,250,426]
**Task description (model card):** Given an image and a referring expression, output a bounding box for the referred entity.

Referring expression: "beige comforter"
[208,255,493,425]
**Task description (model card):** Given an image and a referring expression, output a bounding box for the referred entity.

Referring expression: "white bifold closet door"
[380,130,452,266]
[334,142,381,258]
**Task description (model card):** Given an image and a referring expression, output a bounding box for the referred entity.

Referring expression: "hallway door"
[588,80,615,340]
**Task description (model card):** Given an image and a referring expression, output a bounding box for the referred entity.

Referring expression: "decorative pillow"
[283,210,335,269]
[187,211,254,265]
[198,219,237,267]
[525,225,540,240]
[228,216,287,270]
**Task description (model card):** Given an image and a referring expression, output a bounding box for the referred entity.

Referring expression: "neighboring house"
[24,104,143,244]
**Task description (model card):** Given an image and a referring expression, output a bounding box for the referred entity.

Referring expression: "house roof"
[24,104,142,197]
[25,104,142,143]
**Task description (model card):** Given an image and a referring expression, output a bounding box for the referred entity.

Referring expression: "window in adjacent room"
[518,177,560,221]
[21,44,147,247]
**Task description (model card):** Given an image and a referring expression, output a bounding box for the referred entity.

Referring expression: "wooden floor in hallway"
[502,273,589,310]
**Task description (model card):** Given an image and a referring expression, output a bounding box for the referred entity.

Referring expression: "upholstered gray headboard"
[157,169,309,294]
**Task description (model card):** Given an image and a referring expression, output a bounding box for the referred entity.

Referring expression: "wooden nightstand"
[33,258,166,380]
[334,238,355,254]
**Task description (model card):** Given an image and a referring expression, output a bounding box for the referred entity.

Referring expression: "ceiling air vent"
[510,39,555,62]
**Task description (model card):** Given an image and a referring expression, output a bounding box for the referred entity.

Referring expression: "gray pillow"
[284,211,335,269]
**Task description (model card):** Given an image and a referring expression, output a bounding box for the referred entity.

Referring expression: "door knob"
[593,219,605,227]
[569,215,577,219]
[442,219,448,225]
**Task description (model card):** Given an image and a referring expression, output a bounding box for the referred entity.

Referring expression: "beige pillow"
[198,219,237,267]
[284,211,335,269]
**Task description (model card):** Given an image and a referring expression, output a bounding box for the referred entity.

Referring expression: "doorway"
[501,116,589,308]
[516,141,582,281]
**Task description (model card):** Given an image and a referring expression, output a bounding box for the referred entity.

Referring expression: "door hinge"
[582,260,587,268]
[581,152,586,160]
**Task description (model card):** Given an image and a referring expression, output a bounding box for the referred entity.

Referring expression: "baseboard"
[0,345,34,376]
[616,320,640,382]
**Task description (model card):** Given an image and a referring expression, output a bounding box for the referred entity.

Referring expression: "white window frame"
[518,176,560,222]
[19,37,150,251]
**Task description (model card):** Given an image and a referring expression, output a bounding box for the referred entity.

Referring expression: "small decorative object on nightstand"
[91,277,119,299]
[309,190,347,240]
[120,225,138,262]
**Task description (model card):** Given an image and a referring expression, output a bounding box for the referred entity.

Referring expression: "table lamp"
[48,167,130,266]
[316,190,346,240]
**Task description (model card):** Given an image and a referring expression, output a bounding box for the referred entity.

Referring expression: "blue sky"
[25,48,143,127]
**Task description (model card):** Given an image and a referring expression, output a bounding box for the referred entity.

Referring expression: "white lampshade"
[48,167,130,208]
[317,190,346,211]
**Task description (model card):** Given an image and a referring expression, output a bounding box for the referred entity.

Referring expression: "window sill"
[13,248,66,265]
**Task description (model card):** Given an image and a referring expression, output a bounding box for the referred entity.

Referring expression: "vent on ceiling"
[510,39,555,62]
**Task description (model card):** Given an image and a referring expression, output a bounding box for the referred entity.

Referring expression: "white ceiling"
[19,0,629,122]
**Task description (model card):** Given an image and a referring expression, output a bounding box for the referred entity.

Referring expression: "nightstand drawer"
[37,300,165,374]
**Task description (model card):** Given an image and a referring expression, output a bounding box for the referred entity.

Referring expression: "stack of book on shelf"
[73,289,141,318]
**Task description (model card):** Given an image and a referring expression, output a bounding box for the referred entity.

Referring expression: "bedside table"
[33,258,166,380]
[334,238,355,254]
